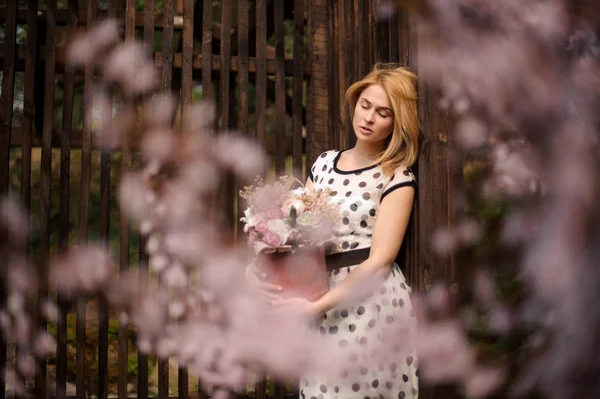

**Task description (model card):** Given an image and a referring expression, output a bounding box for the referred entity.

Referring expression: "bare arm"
[310,186,415,315]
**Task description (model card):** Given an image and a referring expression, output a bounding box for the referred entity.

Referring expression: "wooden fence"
[0,0,458,398]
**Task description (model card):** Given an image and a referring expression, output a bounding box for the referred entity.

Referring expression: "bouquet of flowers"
[239,175,341,300]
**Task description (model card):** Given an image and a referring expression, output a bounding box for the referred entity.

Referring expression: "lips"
[359,126,373,134]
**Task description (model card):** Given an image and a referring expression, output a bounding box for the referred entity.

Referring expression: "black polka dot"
[349,324,356,332]
[341,309,349,317]
[345,191,352,197]
[377,183,383,189]
[343,179,350,185]
[350,203,358,211]
[391,173,395,180]
[357,306,365,315]
[386,315,394,324]
[389,363,397,372]
[319,326,326,335]
[328,178,334,184]
[368,319,376,328]
[329,326,338,334]
[360,366,369,375]
[403,169,410,176]
[331,190,337,196]
[342,241,350,249]
[402,374,409,382]
[304,379,309,387]
[360,220,368,228]
[340,369,348,378]
[320,153,327,158]
[352,384,360,392]
[329,168,333,173]
[363,193,371,200]
[314,175,319,181]
[399,298,405,307]
[322,165,327,171]
[369,209,376,216]
[386,381,393,390]
[399,392,406,399]
[343,217,350,225]
[376,304,381,313]
[300,389,305,399]
[392,299,398,307]
[406,356,414,366]
[334,386,339,393]
[373,172,381,178]
[359,181,367,188]
[339,339,348,348]
[320,385,327,393]
[359,337,368,345]
[351,242,360,249]
[400,282,407,290]
[380,286,387,294]
[372,379,379,388]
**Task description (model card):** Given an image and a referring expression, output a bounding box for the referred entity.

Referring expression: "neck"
[349,141,385,162]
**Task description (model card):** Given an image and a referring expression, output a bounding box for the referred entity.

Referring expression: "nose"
[364,110,375,124]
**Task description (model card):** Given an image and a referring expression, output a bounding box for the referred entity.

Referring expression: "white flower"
[281,199,306,217]
[296,212,322,229]
[240,208,264,232]
[267,219,292,244]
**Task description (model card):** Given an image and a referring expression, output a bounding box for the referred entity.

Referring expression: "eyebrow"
[360,98,393,113]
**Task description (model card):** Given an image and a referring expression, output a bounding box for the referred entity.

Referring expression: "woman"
[248,63,420,398]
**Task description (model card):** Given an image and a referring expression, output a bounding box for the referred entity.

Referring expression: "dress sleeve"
[380,166,417,202]
[308,151,330,182]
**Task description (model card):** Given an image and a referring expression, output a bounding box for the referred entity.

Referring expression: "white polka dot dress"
[301,150,419,399]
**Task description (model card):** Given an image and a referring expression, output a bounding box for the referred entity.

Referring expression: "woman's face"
[352,84,395,145]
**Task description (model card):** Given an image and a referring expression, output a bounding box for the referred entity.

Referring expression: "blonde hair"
[345,63,419,176]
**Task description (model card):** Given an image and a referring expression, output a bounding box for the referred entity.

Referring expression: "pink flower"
[263,230,282,247]
[265,206,283,220]
[255,221,268,234]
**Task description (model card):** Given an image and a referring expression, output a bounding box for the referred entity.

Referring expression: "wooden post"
[306,0,330,171]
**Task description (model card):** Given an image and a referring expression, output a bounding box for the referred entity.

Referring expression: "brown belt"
[325,248,370,272]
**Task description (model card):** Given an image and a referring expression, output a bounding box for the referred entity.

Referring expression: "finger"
[254,280,283,293]
[259,291,282,302]
[250,267,268,280]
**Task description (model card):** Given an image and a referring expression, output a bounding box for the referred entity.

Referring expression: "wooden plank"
[219,0,232,130]
[292,0,304,178]
[274,0,286,175]
[0,1,16,396]
[306,0,330,168]
[20,0,37,223]
[118,2,135,399]
[336,0,348,149]
[0,7,222,32]
[180,0,194,114]
[139,1,154,398]
[98,2,117,398]
[218,0,234,231]
[37,0,57,398]
[235,0,249,239]
[255,0,267,148]
[0,44,313,77]
[76,1,96,399]
[159,0,174,395]
[253,0,268,393]
[388,7,400,62]
[0,0,16,198]
[56,1,78,398]
[201,0,214,101]
[14,2,38,398]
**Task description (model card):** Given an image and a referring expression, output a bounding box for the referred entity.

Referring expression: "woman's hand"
[245,259,283,302]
